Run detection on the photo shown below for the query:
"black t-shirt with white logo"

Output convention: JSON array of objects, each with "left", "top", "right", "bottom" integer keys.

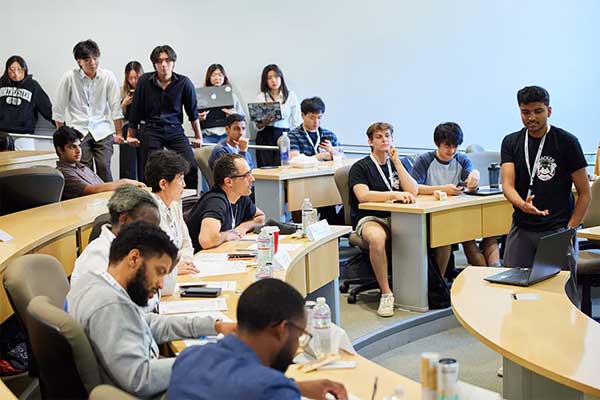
[
  {"left": 349, "top": 156, "right": 404, "bottom": 228},
  {"left": 500, "top": 126, "right": 587, "bottom": 231}
]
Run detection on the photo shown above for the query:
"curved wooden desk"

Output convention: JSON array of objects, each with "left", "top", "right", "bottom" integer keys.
[
  {"left": 578, "top": 225, "right": 600, "bottom": 241},
  {"left": 0, "top": 150, "right": 57, "bottom": 172},
  {"left": 0, "top": 192, "right": 112, "bottom": 323},
  {"left": 452, "top": 266, "right": 600, "bottom": 399}
]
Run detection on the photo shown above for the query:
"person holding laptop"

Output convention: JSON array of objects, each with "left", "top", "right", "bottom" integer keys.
[
  {"left": 411, "top": 122, "right": 500, "bottom": 274},
  {"left": 288, "top": 97, "right": 339, "bottom": 161},
  {"left": 501, "top": 86, "right": 590, "bottom": 268},
  {"left": 254, "top": 64, "right": 301, "bottom": 167},
  {"left": 349, "top": 122, "right": 418, "bottom": 317},
  {"left": 200, "top": 64, "right": 245, "bottom": 144}
]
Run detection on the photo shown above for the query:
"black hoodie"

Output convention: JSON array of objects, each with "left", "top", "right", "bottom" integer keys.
[{"left": 0, "top": 74, "right": 53, "bottom": 134}]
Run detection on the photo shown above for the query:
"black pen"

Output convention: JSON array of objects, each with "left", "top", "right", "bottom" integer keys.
[
  {"left": 512, "top": 293, "right": 517, "bottom": 300},
  {"left": 370, "top": 376, "right": 378, "bottom": 400}
]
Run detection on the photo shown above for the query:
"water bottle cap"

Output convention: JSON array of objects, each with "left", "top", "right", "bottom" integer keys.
[
  {"left": 304, "top": 198, "right": 310, "bottom": 201},
  {"left": 316, "top": 297, "right": 326, "bottom": 304}
]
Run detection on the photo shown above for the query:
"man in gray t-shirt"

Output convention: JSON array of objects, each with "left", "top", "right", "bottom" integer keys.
[{"left": 411, "top": 122, "right": 500, "bottom": 274}]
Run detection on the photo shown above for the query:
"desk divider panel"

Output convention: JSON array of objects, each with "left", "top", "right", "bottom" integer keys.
[
  {"left": 284, "top": 257, "right": 307, "bottom": 297},
  {"left": 33, "top": 231, "right": 78, "bottom": 277},
  {"left": 481, "top": 202, "right": 513, "bottom": 237},
  {"left": 429, "top": 205, "right": 482, "bottom": 248},
  {"left": 305, "top": 239, "right": 339, "bottom": 292},
  {"left": 287, "top": 175, "right": 342, "bottom": 211}
]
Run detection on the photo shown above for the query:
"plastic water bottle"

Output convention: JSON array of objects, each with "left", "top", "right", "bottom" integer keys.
[
  {"left": 301, "top": 198, "right": 313, "bottom": 236},
  {"left": 383, "top": 385, "right": 406, "bottom": 400},
  {"left": 279, "top": 131, "right": 291, "bottom": 166},
  {"left": 256, "top": 228, "right": 272, "bottom": 279},
  {"left": 312, "top": 297, "right": 332, "bottom": 356}
]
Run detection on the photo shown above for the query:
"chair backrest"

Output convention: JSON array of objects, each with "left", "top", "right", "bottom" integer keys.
[
  {"left": 465, "top": 144, "right": 485, "bottom": 153},
  {"left": 27, "top": 296, "right": 101, "bottom": 398},
  {"left": 89, "top": 213, "right": 111, "bottom": 242},
  {"left": 583, "top": 178, "right": 600, "bottom": 228},
  {"left": 3, "top": 254, "right": 70, "bottom": 377},
  {"left": 89, "top": 385, "right": 139, "bottom": 400},
  {"left": 466, "top": 151, "right": 501, "bottom": 186},
  {"left": 334, "top": 164, "right": 353, "bottom": 225},
  {"left": 194, "top": 147, "right": 215, "bottom": 188},
  {"left": 0, "top": 167, "right": 64, "bottom": 215}
]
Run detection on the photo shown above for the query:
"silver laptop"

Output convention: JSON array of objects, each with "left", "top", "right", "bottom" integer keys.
[
  {"left": 485, "top": 228, "right": 575, "bottom": 286},
  {"left": 196, "top": 85, "right": 234, "bottom": 109},
  {"left": 196, "top": 86, "right": 234, "bottom": 129}
]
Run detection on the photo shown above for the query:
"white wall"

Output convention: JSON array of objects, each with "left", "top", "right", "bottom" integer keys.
[{"left": 3, "top": 0, "right": 600, "bottom": 152}]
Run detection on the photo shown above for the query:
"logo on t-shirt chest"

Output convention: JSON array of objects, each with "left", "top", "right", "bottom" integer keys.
[{"left": 537, "top": 156, "right": 557, "bottom": 181}]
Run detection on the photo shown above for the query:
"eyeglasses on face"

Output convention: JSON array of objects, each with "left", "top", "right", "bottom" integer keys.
[
  {"left": 287, "top": 320, "right": 313, "bottom": 349},
  {"left": 228, "top": 170, "right": 253, "bottom": 179}
]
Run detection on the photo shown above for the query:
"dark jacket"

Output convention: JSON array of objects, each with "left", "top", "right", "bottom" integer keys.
[{"left": 0, "top": 75, "right": 53, "bottom": 134}]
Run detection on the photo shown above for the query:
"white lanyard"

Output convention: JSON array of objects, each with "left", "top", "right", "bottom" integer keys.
[
  {"left": 230, "top": 203, "right": 236, "bottom": 229},
  {"left": 303, "top": 126, "right": 321, "bottom": 155},
  {"left": 524, "top": 125, "right": 550, "bottom": 197},
  {"left": 370, "top": 154, "right": 394, "bottom": 192}
]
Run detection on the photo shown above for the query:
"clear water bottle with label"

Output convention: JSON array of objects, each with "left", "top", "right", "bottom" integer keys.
[
  {"left": 312, "top": 297, "right": 332, "bottom": 357},
  {"left": 256, "top": 228, "right": 273, "bottom": 279},
  {"left": 279, "top": 131, "right": 291, "bottom": 166},
  {"left": 301, "top": 198, "right": 313, "bottom": 236}
]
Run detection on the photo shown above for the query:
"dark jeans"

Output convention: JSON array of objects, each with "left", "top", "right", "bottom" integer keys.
[
  {"left": 80, "top": 133, "right": 114, "bottom": 182},
  {"left": 139, "top": 124, "right": 198, "bottom": 189},
  {"left": 255, "top": 126, "right": 285, "bottom": 167},
  {"left": 119, "top": 125, "right": 143, "bottom": 180}
]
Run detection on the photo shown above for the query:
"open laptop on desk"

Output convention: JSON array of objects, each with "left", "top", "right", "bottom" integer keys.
[
  {"left": 485, "top": 228, "right": 575, "bottom": 286},
  {"left": 196, "top": 86, "right": 234, "bottom": 129}
]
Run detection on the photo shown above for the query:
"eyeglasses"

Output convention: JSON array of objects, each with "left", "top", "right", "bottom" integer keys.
[
  {"left": 228, "top": 170, "right": 253, "bottom": 179},
  {"left": 288, "top": 321, "right": 313, "bottom": 349}
]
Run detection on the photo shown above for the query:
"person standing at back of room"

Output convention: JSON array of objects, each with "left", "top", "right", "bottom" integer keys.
[
  {"left": 53, "top": 39, "right": 123, "bottom": 182},
  {"left": 254, "top": 64, "right": 301, "bottom": 167},
  {"left": 0, "top": 55, "right": 54, "bottom": 150},
  {"left": 200, "top": 63, "right": 245, "bottom": 144},
  {"left": 501, "top": 85, "right": 590, "bottom": 268},
  {"left": 126, "top": 45, "right": 202, "bottom": 189},
  {"left": 119, "top": 61, "right": 144, "bottom": 180}
]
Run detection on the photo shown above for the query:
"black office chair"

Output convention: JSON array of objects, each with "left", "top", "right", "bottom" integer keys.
[
  {"left": 0, "top": 167, "right": 64, "bottom": 215},
  {"left": 88, "top": 213, "right": 111, "bottom": 243}
]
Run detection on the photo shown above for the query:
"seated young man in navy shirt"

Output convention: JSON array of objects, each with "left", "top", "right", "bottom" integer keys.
[
  {"left": 186, "top": 153, "right": 265, "bottom": 252},
  {"left": 288, "top": 97, "right": 339, "bottom": 160},
  {"left": 410, "top": 122, "right": 500, "bottom": 274},
  {"left": 168, "top": 278, "right": 348, "bottom": 400},
  {"left": 208, "top": 113, "right": 254, "bottom": 169}
]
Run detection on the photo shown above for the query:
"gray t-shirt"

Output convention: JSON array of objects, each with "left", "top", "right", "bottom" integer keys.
[
  {"left": 56, "top": 160, "right": 104, "bottom": 200},
  {"left": 410, "top": 151, "right": 472, "bottom": 185}
]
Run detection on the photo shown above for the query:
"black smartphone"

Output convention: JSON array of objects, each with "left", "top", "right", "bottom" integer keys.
[
  {"left": 259, "top": 166, "right": 278, "bottom": 169},
  {"left": 129, "top": 89, "right": 135, "bottom": 95},
  {"left": 180, "top": 287, "right": 221, "bottom": 298}
]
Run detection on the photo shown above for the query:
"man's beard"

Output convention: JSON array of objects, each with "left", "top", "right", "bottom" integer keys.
[
  {"left": 271, "top": 338, "right": 295, "bottom": 373},
  {"left": 127, "top": 263, "right": 153, "bottom": 307}
]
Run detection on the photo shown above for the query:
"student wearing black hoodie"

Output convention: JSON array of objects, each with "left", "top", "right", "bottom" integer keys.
[{"left": 0, "top": 55, "right": 53, "bottom": 149}]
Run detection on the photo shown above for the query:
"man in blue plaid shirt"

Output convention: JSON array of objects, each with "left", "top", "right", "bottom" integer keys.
[{"left": 288, "top": 97, "right": 339, "bottom": 160}]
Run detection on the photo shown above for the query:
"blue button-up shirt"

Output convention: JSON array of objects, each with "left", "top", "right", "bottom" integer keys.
[
  {"left": 168, "top": 334, "right": 301, "bottom": 400},
  {"left": 288, "top": 124, "right": 339, "bottom": 156},
  {"left": 128, "top": 71, "right": 198, "bottom": 127}
]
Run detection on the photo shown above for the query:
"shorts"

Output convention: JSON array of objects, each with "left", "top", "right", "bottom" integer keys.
[{"left": 355, "top": 216, "right": 391, "bottom": 238}]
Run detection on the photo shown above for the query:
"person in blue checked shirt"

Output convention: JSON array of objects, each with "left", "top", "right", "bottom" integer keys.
[{"left": 288, "top": 97, "right": 339, "bottom": 160}]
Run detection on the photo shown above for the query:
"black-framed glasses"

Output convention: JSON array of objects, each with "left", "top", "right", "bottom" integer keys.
[
  {"left": 228, "top": 170, "right": 253, "bottom": 179},
  {"left": 288, "top": 320, "right": 313, "bottom": 349}
]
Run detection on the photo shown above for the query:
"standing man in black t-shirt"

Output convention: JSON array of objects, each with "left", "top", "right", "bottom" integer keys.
[
  {"left": 348, "top": 122, "right": 418, "bottom": 317},
  {"left": 501, "top": 86, "right": 590, "bottom": 268},
  {"left": 186, "top": 153, "right": 265, "bottom": 252},
  {"left": 126, "top": 45, "right": 203, "bottom": 189}
]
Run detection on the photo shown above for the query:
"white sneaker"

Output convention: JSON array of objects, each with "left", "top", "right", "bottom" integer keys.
[{"left": 377, "top": 294, "right": 395, "bottom": 317}]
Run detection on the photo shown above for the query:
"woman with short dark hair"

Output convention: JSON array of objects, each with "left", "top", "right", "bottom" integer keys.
[{"left": 0, "top": 55, "right": 53, "bottom": 149}]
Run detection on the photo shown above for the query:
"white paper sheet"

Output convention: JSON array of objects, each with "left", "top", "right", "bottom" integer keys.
[
  {"left": 159, "top": 298, "right": 227, "bottom": 315},
  {"left": 0, "top": 228, "right": 13, "bottom": 242},
  {"left": 247, "top": 243, "right": 302, "bottom": 252},
  {"left": 191, "top": 261, "right": 248, "bottom": 278}
]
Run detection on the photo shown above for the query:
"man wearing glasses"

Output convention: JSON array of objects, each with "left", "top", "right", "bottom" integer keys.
[
  {"left": 53, "top": 39, "right": 123, "bottom": 182},
  {"left": 168, "top": 278, "right": 348, "bottom": 400},
  {"left": 186, "top": 153, "right": 265, "bottom": 252}
]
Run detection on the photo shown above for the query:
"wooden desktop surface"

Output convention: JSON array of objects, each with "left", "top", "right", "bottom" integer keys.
[
  {"left": 0, "top": 150, "right": 57, "bottom": 172},
  {"left": 452, "top": 266, "right": 600, "bottom": 397},
  {"left": 0, "top": 192, "right": 112, "bottom": 323},
  {"left": 251, "top": 159, "right": 355, "bottom": 181},
  {"left": 577, "top": 225, "right": 600, "bottom": 241}
]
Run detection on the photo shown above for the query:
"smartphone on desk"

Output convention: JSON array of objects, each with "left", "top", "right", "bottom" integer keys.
[
  {"left": 180, "top": 287, "right": 221, "bottom": 298},
  {"left": 227, "top": 253, "right": 256, "bottom": 261}
]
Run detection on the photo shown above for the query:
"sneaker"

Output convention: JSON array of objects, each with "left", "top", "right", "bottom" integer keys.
[{"left": 377, "top": 294, "right": 395, "bottom": 317}]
